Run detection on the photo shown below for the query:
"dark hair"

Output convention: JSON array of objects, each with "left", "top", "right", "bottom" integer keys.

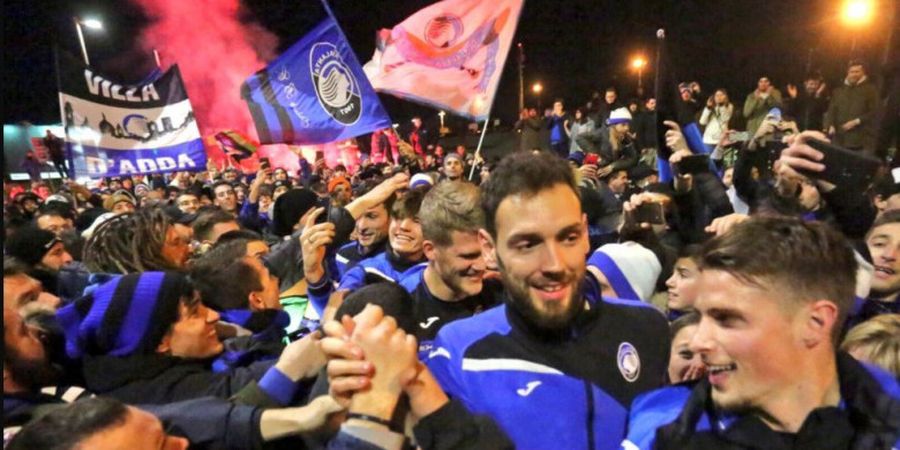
[
  {"left": 258, "top": 184, "right": 274, "bottom": 199},
  {"left": 335, "top": 282, "right": 416, "bottom": 334},
  {"left": 83, "top": 208, "right": 180, "bottom": 274},
  {"left": 390, "top": 187, "right": 426, "bottom": 220},
  {"left": 212, "top": 180, "right": 233, "bottom": 192},
  {"left": 36, "top": 202, "right": 74, "bottom": 221},
  {"left": 192, "top": 209, "right": 238, "bottom": 243},
  {"left": 605, "top": 86, "right": 617, "bottom": 93},
  {"left": 481, "top": 152, "right": 577, "bottom": 237},
  {"left": 4, "top": 256, "right": 30, "bottom": 278},
  {"left": 867, "top": 209, "right": 900, "bottom": 238},
  {"left": 8, "top": 397, "right": 129, "bottom": 450},
  {"left": 190, "top": 240, "right": 263, "bottom": 310},
  {"left": 216, "top": 229, "right": 263, "bottom": 246},
  {"left": 669, "top": 310, "right": 701, "bottom": 340},
  {"left": 699, "top": 216, "right": 856, "bottom": 344},
  {"left": 847, "top": 59, "right": 866, "bottom": 70},
  {"left": 677, "top": 243, "right": 704, "bottom": 261}
]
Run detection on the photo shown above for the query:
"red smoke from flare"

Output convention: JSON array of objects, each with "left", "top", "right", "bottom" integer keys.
[{"left": 135, "top": 0, "right": 276, "bottom": 140}]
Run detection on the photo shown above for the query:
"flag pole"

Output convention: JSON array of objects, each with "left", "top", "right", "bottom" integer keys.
[
  {"left": 468, "top": 116, "right": 490, "bottom": 181},
  {"left": 153, "top": 49, "right": 162, "bottom": 69}
]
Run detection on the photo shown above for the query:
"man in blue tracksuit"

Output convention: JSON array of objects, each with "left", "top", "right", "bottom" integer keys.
[
  {"left": 306, "top": 188, "right": 428, "bottom": 317},
  {"left": 622, "top": 216, "right": 900, "bottom": 450},
  {"left": 400, "top": 180, "right": 504, "bottom": 358},
  {"left": 426, "top": 153, "right": 669, "bottom": 450}
]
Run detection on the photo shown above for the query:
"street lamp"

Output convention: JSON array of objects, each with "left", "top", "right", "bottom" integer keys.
[
  {"left": 631, "top": 56, "right": 647, "bottom": 93},
  {"left": 532, "top": 82, "right": 543, "bottom": 109},
  {"left": 73, "top": 16, "right": 103, "bottom": 66},
  {"left": 841, "top": 0, "right": 874, "bottom": 52}
]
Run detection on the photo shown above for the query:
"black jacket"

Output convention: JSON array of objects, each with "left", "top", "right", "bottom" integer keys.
[{"left": 82, "top": 353, "right": 273, "bottom": 405}]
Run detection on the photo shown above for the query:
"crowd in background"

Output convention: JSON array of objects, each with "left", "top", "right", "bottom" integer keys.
[{"left": 3, "top": 57, "right": 899, "bottom": 450}]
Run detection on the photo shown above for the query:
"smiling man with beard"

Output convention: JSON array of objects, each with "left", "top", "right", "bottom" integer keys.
[
  {"left": 425, "top": 152, "right": 669, "bottom": 450},
  {"left": 623, "top": 217, "right": 900, "bottom": 450}
]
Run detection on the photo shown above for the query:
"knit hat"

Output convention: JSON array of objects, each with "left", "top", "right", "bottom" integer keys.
[
  {"left": 606, "top": 107, "right": 632, "bottom": 126},
  {"left": 103, "top": 191, "right": 135, "bottom": 211},
  {"left": 409, "top": 173, "right": 434, "bottom": 189},
  {"left": 163, "top": 205, "right": 197, "bottom": 225},
  {"left": 587, "top": 241, "right": 661, "bottom": 301},
  {"left": 272, "top": 188, "right": 319, "bottom": 237},
  {"left": 327, "top": 177, "right": 351, "bottom": 194},
  {"left": 133, "top": 183, "right": 151, "bottom": 198},
  {"left": 56, "top": 272, "right": 193, "bottom": 359},
  {"left": 6, "top": 226, "right": 61, "bottom": 266}
]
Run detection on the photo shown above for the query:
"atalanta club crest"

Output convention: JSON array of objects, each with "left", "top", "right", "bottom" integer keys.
[
  {"left": 310, "top": 42, "right": 361, "bottom": 126},
  {"left": 617, "top": 342, "right": 641, "bottom": 383},
  {"left": 425, "top": 14, "right": 463, "bottom": 48}
]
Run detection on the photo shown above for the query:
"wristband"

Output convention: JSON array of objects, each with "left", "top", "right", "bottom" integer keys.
[{"left": 346, "top": 412, "right": 393, "bottom": 428}]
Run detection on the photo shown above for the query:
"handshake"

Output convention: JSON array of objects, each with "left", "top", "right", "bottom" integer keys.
[{"left": 320, "top": 304, "right": 449, "bottom": 426}]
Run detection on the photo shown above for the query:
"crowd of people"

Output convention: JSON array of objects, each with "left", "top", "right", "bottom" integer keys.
[{"left": 3, "top": 57, "right": 899, "bottom": 450}]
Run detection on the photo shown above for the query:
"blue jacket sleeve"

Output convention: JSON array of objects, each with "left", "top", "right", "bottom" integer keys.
[{"left": 621, "top": 385, "right": 693, "bottom": 450}]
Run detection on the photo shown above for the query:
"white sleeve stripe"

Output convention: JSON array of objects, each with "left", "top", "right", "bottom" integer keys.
[
  {"left": 335, "top": 254, "right": 349, "bottom": 264},
  {"left": 462, "top": 358, "right": 564, "bottom": 375},
  {"left": 61, "top": 386, "right": 88, "bottom": 403},
  {"left": 363, "top": 267, "right": 395, "bottom": 282}
]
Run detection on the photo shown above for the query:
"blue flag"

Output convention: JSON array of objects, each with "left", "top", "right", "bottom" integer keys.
[{"left": 241, "top": 15, "right": 391, "bottom": 145}]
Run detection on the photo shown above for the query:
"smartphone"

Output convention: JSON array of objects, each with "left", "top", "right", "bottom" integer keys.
[
  {"left": 259, "top": 157, "right": 270, "bottom": 170},
  {"left": 584, "top": 153, "right": 599, "bottom": 166},
  {"left": 632, "top": 202, "right": 666, "bottom": 225},
  {"left": 675, "top": 154, "right": 710, "bottom": 175},
  {"left": 797, "top": 139, "right": 880, "bottom": 190},
  {"left": 314, "top": 198, "right": 331, "bottom": 225}
]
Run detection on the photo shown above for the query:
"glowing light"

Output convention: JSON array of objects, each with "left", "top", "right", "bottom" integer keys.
[
  {"left": 531, "top": 82, "right": 543, "bottom": 94},
  {"left": 842, "top": 0, "right": 874, "bottom": 26},
  {"left": 631, "top": 57, "right": 647, "bottom": 70},
  {"left": 81, "top": 18, "right": 103, "bottom": 30}
]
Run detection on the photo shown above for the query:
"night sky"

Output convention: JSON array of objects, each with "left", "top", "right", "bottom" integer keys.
[{"left": 3, "top": 0, "right": 892, "bottom": 127}]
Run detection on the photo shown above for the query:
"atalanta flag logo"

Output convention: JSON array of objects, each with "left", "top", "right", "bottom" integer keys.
[{"left": 310, "top": 42, "right": 361, "bottom": 126}]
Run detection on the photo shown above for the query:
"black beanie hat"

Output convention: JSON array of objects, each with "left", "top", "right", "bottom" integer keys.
[
  {"left": 6, "top": 226, "right": 61, "bottom": 266},
  {"left": 272, "top": 188, "right": 319, "bottom": 237}
]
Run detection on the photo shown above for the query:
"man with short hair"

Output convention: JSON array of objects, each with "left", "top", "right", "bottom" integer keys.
[
  {"left": 305, "top": 189, "right": 429, "bottom": 317},
  {"left": 334, "top": 198, "right": 393, "bottom": 279},
  {"left": 176, "top": 191, "right": 200, "bottom": 215},
  {"left": 743, "top": 76, "right": 783, "bottom": 136},
  {"left": 403, "top": 181, "right": 502, "bottom": 355},
  {"left": 426, "top": 152, "right": 669, "bottom": 450},
  {"left": 825, "top": 60, "right": 879, "bottom": 153},
  {"left": 443, "top": 153, "right": 465, "bottom": 182},
  {"left": 623, "top": 216, "right": 900, "bottom": 449},
  {"left": 785, "top": 73, "right": 828, "bottom": 132},
  {"left": 35, "top": 207, "right": 75, "bottom": 236},
  {"left": 3, "top": 257, "right": 61, "bottom": 313},
  {"left": 192, "top": 209, "right": 241, "bottom": 246},
  {"left": 213, "top": 181, "right": 239, "bottom": 215}
]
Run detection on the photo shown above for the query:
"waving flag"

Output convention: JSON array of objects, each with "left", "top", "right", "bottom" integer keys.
[
  {"left": 57, "top": 51, "right": 206, "bottom": 178},
  {"left": 363, "top": 0, "right": 524, "bottom": 120},
  {"left": 241, "top": 13, "right": 391, "bottom": 145}
]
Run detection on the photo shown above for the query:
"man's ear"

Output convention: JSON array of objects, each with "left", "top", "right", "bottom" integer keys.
[
  {"left": 422, "top": 240, "right": 436, "bottom": 262},
  {"left": 248, "top": 291, "right": 264, "bottom": 311},
  {"left": 873, "top": 195, "right": 887, "bottom": 212},
  {"left": 156, "top": 332, "right": 172, "bottom": 355},
  {"left": 478, "top": 229, "right": 497, "bottom": 268},
  {"left": 802, "top": 300, "right": 839, "bottom": 348}
]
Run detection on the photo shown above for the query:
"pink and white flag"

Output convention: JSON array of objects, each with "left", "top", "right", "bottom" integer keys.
[{"left": 363, "top": 0, "right": 523, "bottom": 120}]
